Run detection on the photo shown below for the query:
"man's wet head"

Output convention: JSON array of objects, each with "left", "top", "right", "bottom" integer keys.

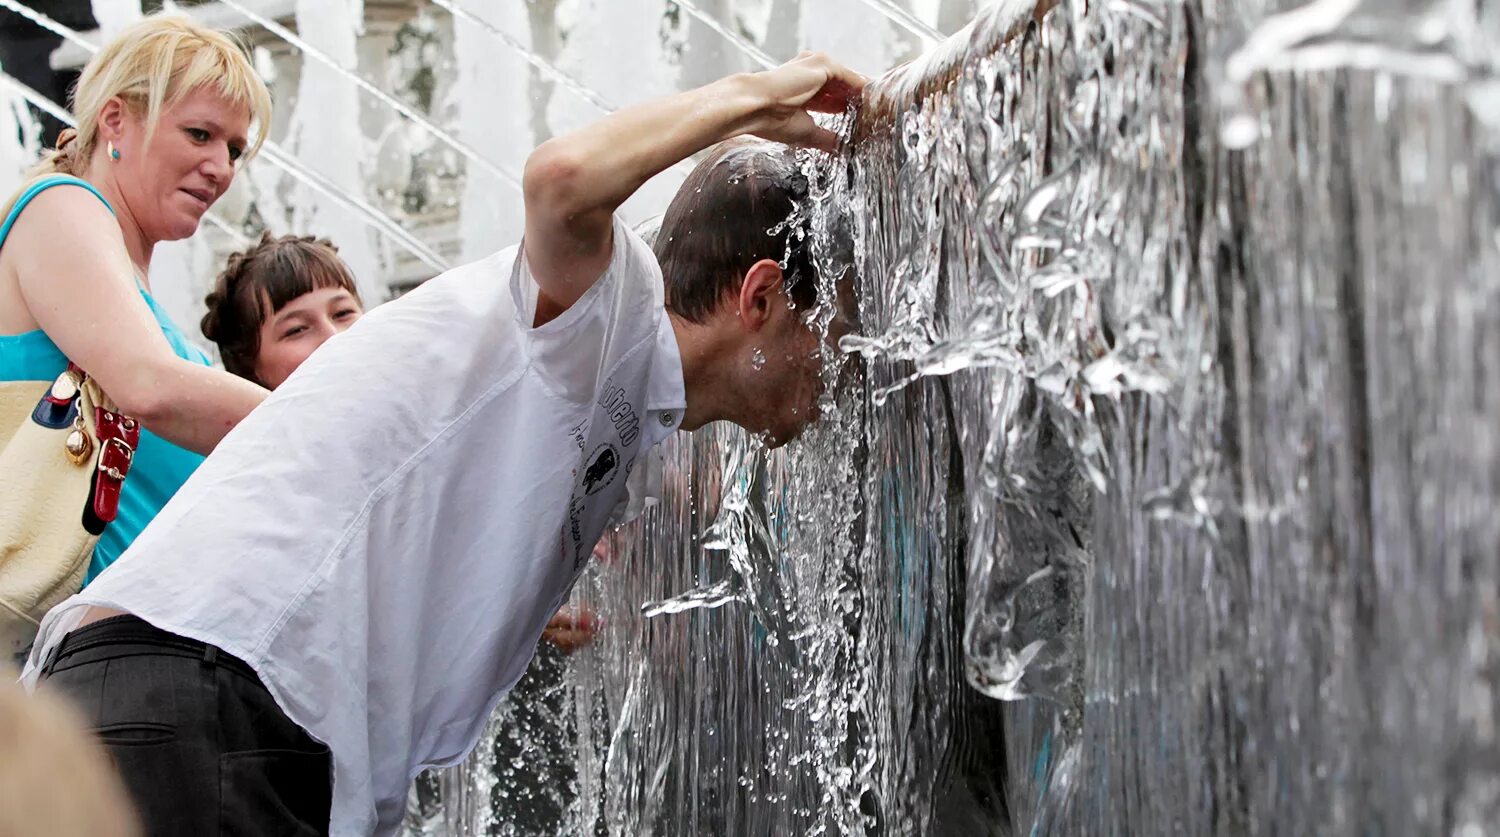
[{"left": 659, "top": 139, "right": 849, "bottom": 447}]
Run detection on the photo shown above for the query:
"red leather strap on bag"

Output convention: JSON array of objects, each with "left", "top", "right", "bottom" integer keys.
[{"left": 92, "top": 407, "right": 138, "bottom": 524}]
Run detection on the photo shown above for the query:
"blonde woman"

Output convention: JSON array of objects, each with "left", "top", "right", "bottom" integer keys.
[{"left": 0, "top": 15, "right": 272, "bottom": 583}]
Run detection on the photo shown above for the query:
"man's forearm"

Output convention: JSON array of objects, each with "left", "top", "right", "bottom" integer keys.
[
  {"left": 526, "top": 74, "right": 762, "bottom": 230},
  {"left": 521, "top": 74, "right": 768, "bottom": 303}
]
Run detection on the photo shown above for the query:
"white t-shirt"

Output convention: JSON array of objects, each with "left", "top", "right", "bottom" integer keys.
[{"left": 24, "top": 218, "right": 685, "bottom": 836}]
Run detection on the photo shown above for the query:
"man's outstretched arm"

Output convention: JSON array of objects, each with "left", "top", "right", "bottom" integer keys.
[{"left": 521, "top": 52, "right": 865, "bottom": 326}]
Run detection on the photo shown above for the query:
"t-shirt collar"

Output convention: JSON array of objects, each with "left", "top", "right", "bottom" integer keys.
[{"left": 646, "top": 309, "right": 687, "bottom": 428}]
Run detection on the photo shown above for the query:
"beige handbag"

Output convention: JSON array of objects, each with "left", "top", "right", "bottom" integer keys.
[{"left": 0, "top": 364, "right": 137, "bottom": 656}]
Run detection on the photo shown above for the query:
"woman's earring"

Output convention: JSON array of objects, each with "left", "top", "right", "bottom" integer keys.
[{"left": 107, "top": 141, "right": 120, "bottom": 161}]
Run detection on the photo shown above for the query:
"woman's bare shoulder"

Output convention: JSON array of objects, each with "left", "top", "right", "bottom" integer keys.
[
  {"left": 7, "top": 181, "right": 118, "bottom": 238},
  {"left": 0, "top": 180, "right": 117, "bottom": 331},
  {"left": 0, "top": 180, "right": 133, "bottom": 330},
  {"left": 3, "top": 182, "right": 124, "bottom": 273}
]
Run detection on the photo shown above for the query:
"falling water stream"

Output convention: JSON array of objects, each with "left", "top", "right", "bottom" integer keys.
[{"left": 426, "top": 0, "right": 1500, "bottom": 834}]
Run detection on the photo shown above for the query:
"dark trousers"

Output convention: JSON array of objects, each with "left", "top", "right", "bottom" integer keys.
[{"left": 38, "top": 615, "right": 332, "bottom": 836}]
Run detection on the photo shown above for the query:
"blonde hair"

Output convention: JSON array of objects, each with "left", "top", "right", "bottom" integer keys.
[
  {"left": 0, "top": 674, "right": 140, "bottom": 837},
  {"left": 36, "top": 13, "right": 272, "bottom": 177}
]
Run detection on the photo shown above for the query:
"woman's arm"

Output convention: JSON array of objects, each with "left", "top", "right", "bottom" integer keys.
[
  {"left": 7, "top": 186, "right": 266, "bottom": 454},
  {"left": 521, "top": 52, "right": 865, "bottom": 326}
]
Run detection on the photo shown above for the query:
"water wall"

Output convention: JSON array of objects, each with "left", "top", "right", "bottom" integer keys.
[{"left": 433, "top": 1, "right": 1500, "bottom": 835}]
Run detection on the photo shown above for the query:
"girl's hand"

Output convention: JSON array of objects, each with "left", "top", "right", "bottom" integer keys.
[{"left": 542, "top": 605, "right": 602, "bottom": 653}]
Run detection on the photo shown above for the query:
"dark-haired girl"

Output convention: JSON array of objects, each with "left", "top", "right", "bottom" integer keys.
[{"left": 200, "top": 231, "right": 363, "bottom": 389}]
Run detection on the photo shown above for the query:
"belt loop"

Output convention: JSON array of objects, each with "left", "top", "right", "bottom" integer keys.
[
  {"left": 202, "top": 645, "right": 218, "bottom": 667},
  {"left": 40, "top": 640, "right": 63, "bottom": 677}
]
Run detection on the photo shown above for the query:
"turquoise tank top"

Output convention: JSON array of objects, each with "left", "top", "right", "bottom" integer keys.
[{"left": 0, "top": 175, "right": 209, "bottom": 583}]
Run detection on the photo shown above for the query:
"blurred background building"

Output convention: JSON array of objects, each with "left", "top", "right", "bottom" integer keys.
[{"left": 0, "top": 0, "right": 970, "bottom": 354}]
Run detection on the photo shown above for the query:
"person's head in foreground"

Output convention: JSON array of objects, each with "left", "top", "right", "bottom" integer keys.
[
  {"left": 33, "top": 14, "right": 271, "bottom": 241},
  {"left": 201, "top": 231, "right": 364, "bottom": 389},
  {"left": 0, "top": 673, "right": 139, "bottom": 837},
  {"left": 656, "top": 139, "right": 849, "bottom": 448}
]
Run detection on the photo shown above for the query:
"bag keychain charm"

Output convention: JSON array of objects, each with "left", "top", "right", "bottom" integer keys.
[{"left": 64, "top": 412, "right": 91, "bottom": 465}]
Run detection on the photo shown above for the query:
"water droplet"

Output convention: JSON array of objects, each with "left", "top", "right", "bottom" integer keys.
[{"left": 1220, "top": 112, "right": 1260, "bottom": 149}]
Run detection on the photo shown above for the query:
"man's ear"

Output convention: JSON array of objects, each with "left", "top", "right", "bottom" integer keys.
[{"left": 735, "top": 259, "right": 785, "bottom": 333}]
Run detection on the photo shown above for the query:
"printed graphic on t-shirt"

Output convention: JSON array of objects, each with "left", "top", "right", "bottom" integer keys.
[
  {"left": 597, "top": 382, "right": 641, "bottom": 446},
  {"left": 582, "top": 444, "right": 619, "bottom": 495},
  {"left": 563, "top": 369, "right": 649, "bottom": 574}
]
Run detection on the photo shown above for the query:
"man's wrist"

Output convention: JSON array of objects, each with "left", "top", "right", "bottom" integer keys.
[{"left": 705, "top": 72, "right": 770, "bottom": 142}]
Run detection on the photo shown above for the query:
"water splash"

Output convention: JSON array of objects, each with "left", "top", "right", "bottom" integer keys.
[{"left": 640, "top": 579, "right": 742, "bottom": 617}]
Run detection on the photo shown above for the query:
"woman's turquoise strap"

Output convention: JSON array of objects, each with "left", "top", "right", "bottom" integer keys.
[{"left": 0, "top": 175, "right": 114, "bottom": 251}]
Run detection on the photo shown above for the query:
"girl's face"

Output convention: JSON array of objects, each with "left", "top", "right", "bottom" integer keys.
[{"left": 253, "top": 286, "right": 363, "bottom": 389}]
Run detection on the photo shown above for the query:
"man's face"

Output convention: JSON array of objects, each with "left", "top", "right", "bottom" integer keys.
[{"left": 741, "top": 276, "right": 856, "bottom": 448}]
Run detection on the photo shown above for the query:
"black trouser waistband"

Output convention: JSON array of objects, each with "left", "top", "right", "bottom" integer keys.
[{"left": 43, "top": 614, "right": 259, "bottom": 682}]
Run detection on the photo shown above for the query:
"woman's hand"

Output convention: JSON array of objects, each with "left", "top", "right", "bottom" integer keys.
[{"left": 741, "top": 52, "right": 868, "bottom": 152}]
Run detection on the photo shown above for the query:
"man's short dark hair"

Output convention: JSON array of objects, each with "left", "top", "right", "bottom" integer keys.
[{"left": 655, "top": 140, "right": 819, "bottom": 323}]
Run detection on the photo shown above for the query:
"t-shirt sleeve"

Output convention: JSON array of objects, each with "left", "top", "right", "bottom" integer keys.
[{"left": 510, "top": 216, "right": 666, "bottom": 401}]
